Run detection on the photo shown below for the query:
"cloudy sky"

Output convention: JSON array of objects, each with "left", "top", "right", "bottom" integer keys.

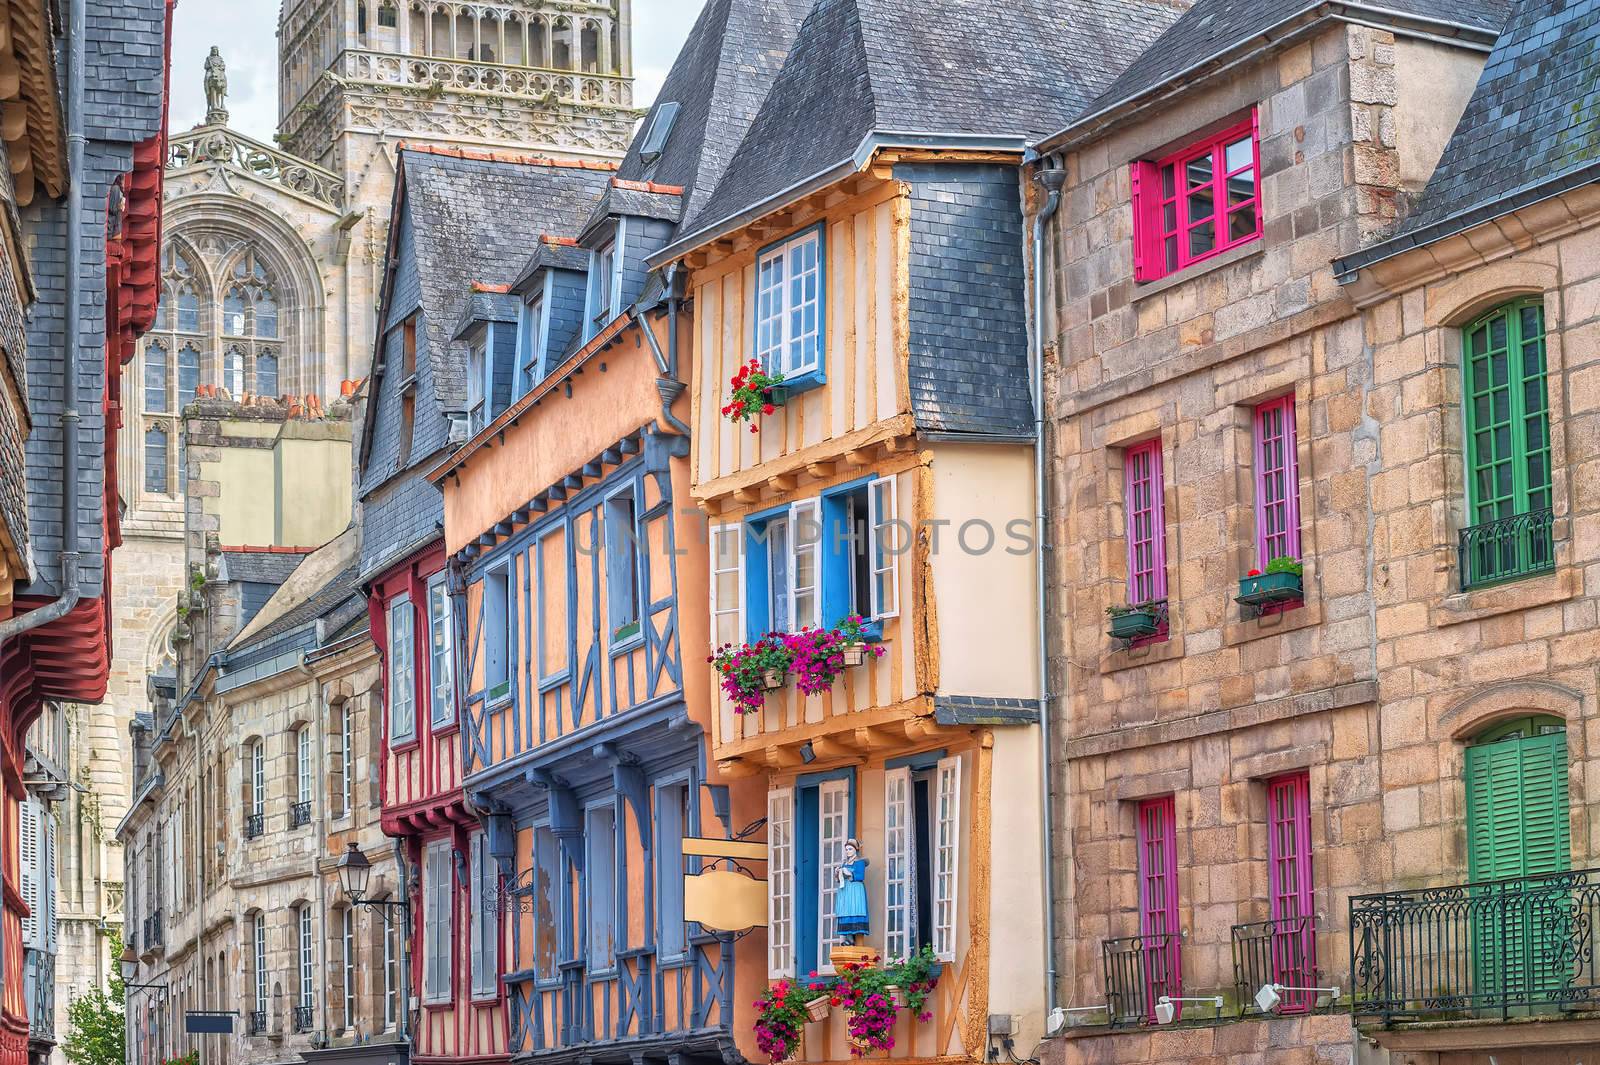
[{"left": 169, "top": 0, "right": 708, "bottom": 141}]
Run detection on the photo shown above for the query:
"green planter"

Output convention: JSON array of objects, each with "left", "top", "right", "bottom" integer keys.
[
  {"left": 1107, "top": 608, "right": 1161, "bottom": 640},
  {"left": 1236, "top": 570, "right": 1303, "bottom": 606}
]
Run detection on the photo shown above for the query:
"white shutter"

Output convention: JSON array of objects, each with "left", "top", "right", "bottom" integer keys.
[
  {"left": 883, "top": 768, "right": 912, "bottom": 961},
  {"left": 19, "top": 800, "right": 39, "bottom": 948},
  {"left": 766, "top": 788, "right": 795, "bottom": 978},
  {"left": 789, "top": 499, "right": 821, "bottom": 630},
  {"left": 933, "top": 756, "right": 962, "bottom": 961},
  {"left": 45, "top": 811, "right": 57, "bottom": 953},
  {"left": 817, "top": 779, "right": 849, "bottom": 973},
  {"left": 868, "top": 476, "right": 900, "bottom": 620},
  {"left": 710, "top": 524, "right": 745, "bottom": 647}
]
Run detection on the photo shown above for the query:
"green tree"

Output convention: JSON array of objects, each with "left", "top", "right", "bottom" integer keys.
[{"left": 61, "top": 932, "right": 125, "bottom": 1065}]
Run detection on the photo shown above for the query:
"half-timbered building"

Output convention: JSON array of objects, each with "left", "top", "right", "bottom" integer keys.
[
  {"left": 361, "top": 145, "right": 614, "bottom": 1065},
  {"left": 642, "top": 0, "right": 1178, "bottom": 1059},
  {"left": 428, "top": 2, "right": 806, "bottom": 1062}
]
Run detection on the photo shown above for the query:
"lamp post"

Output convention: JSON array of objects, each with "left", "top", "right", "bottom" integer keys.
[
  {"left": 337, "top": 842, "right": 413, "bottom": 1040},
  {"left": 119, "top": 944, "right": 168, "bottom": 1065}
]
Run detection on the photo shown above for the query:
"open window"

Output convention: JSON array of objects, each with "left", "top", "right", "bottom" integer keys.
[
  {"left": 755, "top": 227, "right": 824, "bottom": 387},
  {"left": 484, "top": 564, "right": 512, "bottom": 705},
  {"left": 1132, "top": 113, "right": 1261, "bottom": 282},
  {"left": 604, "top": 487, "right": 642, "bottom": 644}
]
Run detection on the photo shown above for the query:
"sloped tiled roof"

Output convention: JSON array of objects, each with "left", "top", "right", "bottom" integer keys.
[
  {"left": 231, "top": 561, "right": 361, "bottom": 649},
  {"left": 218, "top": 548, "right": 306, "bottom": 585},
  {"left": 511, "top": 238, "right": 591, "bottom": 292},
  {"left": 679, "top": 0, "right": 1182, "bottom": 243},
  {"left": 1395, "top": 0, "right": 1600, "bottom": 235},
  {"left": 1070, "top": 0, "right": 1505, "bottom": 134},
  {"left": 451, "top": 289, "right": 520, "bottom": 341},
  {"left": 611, "top": 0, "right": 813, "bottom": 234},
  {"left": 396, "top": 150, "right": 614, "bottom": 412}
]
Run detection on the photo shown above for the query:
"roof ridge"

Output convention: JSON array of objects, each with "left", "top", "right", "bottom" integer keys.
[{"left": 397, "top": 142, "right": 621, "bottom": 171}]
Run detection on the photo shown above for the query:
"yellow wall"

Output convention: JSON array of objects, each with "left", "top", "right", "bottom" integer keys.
[
  {"left": 690, "top": 180, "right": 908, "bottom": 493},
  {"left": 201, "top": 416, "right": 352, "bottom": 547},
  {"left": 928, "top": 442, "right": 1040, "bottom": 700},
  {"left": 986, "top": 726, "right": 1045, "bottom": 1049}
]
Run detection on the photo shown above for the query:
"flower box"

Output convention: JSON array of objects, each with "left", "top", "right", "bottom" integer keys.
[
  {"left": 1236, "top": 570, "right": 1303, "bottom": 606},
  {"left": 760, "top": 667, "right": 786, "bottom": 691},
  {"left": 840, "top": 642, "right": 868, "bottom": 667},
  {"left": 804, "top": 996, "right": 831, "bottom": 1023},
  {"left": 885, "top": 985, "right": 907, "bottom": 1009},
  {"left": 1106, "top": 607, "right": 1161, "bottom": 640}
]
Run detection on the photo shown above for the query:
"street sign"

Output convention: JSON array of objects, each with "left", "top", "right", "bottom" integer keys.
[{"left": 185, "top": 1011, "right": 235, "bottom": 1034}]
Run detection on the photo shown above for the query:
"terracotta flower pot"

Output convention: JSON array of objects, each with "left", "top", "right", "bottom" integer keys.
[
  {"left": 761, "top": 667, "right": 786, "bottom": 691},
  {"left": 804, "top": 996, "right": 831, "bottom": 1023}
]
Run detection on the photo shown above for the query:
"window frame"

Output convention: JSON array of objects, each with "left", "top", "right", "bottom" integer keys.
[
  {"left": 754, "top": 224, "right": 826, "bottom": 387},
  {"left": 655, "top": 775, "right": 692, "bottom": 963},
  {"left": 1132, "top": 113, "right": 1262, "bottom": 282},
  {"left": 1266, "top": 772, "right": 1316, "bottom": 1014},
  {"left": 469, "top": 831, "right": 500, "bottom": 1000},
  {"left": 1462, "top": 298, "right": 1552, "bottom": 524},
  {"left": 144, "top": 425, "right": 170, "bottom": 495},
  {"left": 387, "top": 594, "right": 416, "bottom": 744},
  {"left": 341, "top": 906, "right": 356, "bottom": 1029},
  {"left": 296, "top": 725, "right": 313, "bottom": 807},
  {"left": 252, "top": 911, "right": 267, "bottom": 1013},
  {"left": 427, "top": 572, "right": 456, "bottom": 728},
  {"left": 518, "top": 282, "right": 550, "bottom": 394},
  {"left": 297, "top": 905, "right": 315, "bottom": 1010},
  {"left": 1253, "top": 394, "right": 1302, "bottom": 567},
  {"left": 603, "top": 484, "right": 643, "bottom": 646},
  {"left": 585, "top": 228, "right": 622, "bottom": 338},
  {"left": 422, "top": 839, "right": 453, "bottom": 1004},
  {"left": 1124, "top": 439, "right": 1167, "bottom": 606},
  {"left": 484, "top": 563, "right": 513, "bottom": 707},
  {"left": 584, "top": 801, "right": 619, "bottom": 974},
  {"left": 1135, "top": 795, "right": 1182, "bottom": 1020}
]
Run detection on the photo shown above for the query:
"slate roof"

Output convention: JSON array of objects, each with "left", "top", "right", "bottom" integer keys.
[
  {"left": 1338, "top": 0, "right": 1600, "bottom": 274},
  {"left": 230, "top": 561, "right": 362, "bottom": 649},
  {"left": 451, "top": 289, "right": 520, "bottom": 340},
  {"left": 677, "top": 0, "right": 1182, "bottom": 244},
  {"left": 511, "top": 239, "right": 591, "bottom": 292},
  {"left": 610, "top": 0, "right": 814, "bottom": 234},
  {"left": 218, "top": 549, "right": 306, "bottom": 585},
  {"left": 1071, "top": 0, "right": 1506, "bottom": 133},
  {"left": 392, "top": 150, "right": 614, "bottom": 413}
]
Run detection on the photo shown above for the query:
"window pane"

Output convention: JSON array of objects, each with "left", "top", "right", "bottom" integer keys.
[
  {"left": 1185, "top": 153, "right": 1213, "bottom": 190},
  {"left": 1159, "top": 164, "right": 1175, "bottom": 198},
  {"left": 144, "top": 345, "right": 168, "bottom": 413},
  {"left": 144, "top": 428, "right": 168, "bottom": 494},
  {"left": 1187, "top": 220, "right": 1215, "bottom": 257},
  {"left": 1224, "top": 136, "right": 1252, "bottom": 172},
  {"left": 1227, "top": 169, "right": 1255, "bottom": 207},
  {"left": 1228, "top": 204, "right": 1258, "bottom": 241},
  {"left": 1186, "top": 188, "right": 1212, "bottom": 225},
  {"left": 178, "top": 346, "right": 200, "bottom": 406},
  {"left": 255, "top": 353, "right": 278, "bottom": 397}
]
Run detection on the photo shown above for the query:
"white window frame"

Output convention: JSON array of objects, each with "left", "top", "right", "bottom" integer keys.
[
  {"left": 297, "top": 726, "right": 312, "bottom": 806},
  {"left": 766, "top": 788, "right": 795, "bottom": 978},
  {"left": 468, "top": 334, "right": 489, "bottom": 434},
  {"left": 788, "top": 498, "right": 821, "bottom": 631},
  {"left": 250, "top": 740, "right": 264, "bottom": 818},
  {"left": 755, "top": 228, "right": 823, "bottom": 377},
  {"left": 253, "top": 912, "right": 268, "bottom": 1013},
  {"left": 868, "top": 475, "right": 901, "bottom": 620},
  {"left": 710, "top": 523, "right": 745, "bottom": 647},
  {"left": 485, "top": 564, "right": 513, "bottom": 705},
  {"left": 298, "top": 905, "right": 315, "bottom": 1009},
  {"left": 883, "top": 767, "right": 914, "bottom": 961},
  {"left": 816, "top": 778, "right": 849, "bottom": 974},
  {"left": 342, "top": 907, "right": 356, "bottom": 1028},
  {"left": 585, "top": 228, "right": 622, "bottom": 338},
  {"left": 388, "top": 595, "right": 416, "bottom": 743},
  {"left": 469, "top": 831, "right": 499, "bottom": 999},
  {"left": 603, "top": 485, "right": 642, "bottom": 642},
  {"left": 382, "top": 911, "right": 397, "bottom": 1029},
  {"left": 933, "top": 755, "right": 961, "bottom": 962},
  {"left": 423, "top": 840, "right": 452, "bottom": 1004},
  {"left": 340, "top": 703, "right": 355, "bottom": 815},
  {"left": 427, "top": 572, "right": 455, "bottom": 727}
]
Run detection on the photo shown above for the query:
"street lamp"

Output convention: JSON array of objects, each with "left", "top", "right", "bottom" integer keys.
[
  {"left": 119, "top": 944, "right": 168, "bottom": 995},
  {"left": 336, "top": 842, "right": 412, "bottom": 1041}
]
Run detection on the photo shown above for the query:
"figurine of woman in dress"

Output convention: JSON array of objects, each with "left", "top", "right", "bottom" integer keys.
[{"left": 835, "top": 839, "right": 870, "bottom": 941}]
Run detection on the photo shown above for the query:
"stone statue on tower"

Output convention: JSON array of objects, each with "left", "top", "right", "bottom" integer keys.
[{"left": 204, "top": 45, "right": 228, "bottom": 125}]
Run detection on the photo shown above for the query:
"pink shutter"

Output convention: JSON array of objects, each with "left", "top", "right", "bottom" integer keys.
[
  {"left": 1253, "top": 395, "right": 1301, "bottom": 566},
  {"left": 1124, "top": 440, "right": 1166, "bottom": 606},
  {"left": 1267, "top": 773, "right": 1315, "bottom": 1013},
  {"left": 1136, "top": 796, "right": 1181, "bottom": 1021},
  {"left": 1130, "top": 161, "right": 1160, "bottom": 282}
]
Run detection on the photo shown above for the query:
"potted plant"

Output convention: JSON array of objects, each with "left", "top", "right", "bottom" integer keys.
[
  {"left": 753, "top": 980, "right": 811, "bottom": 1062},
  {"left": 709, "top": 634, "right": 794, "bottom": 715},
  {"left": 834, "top": 615, "right": 882, "bottom": 667},
  {"left": 1106, "top": 602, "right": 1161, "bottom": 639},
  {"left": 723, "top": 357, "right": 785, "bottom": 433},
  {"left": 893, "top": 946, "right": 941, "bottom": 1021},
  {"left": 833, "top": 959, "right": 897, "bottom": 1056},
  {"left": 1236, "top": 556, "right": 1304, "bottom": 606}
]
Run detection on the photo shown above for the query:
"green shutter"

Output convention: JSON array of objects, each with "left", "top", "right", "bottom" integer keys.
[
  {"left": 1465, "top": 731, "right": 1571, "bottom": 1006},
  {"left": 1461, "top": 299, "right": 1554, "bottom": 587}
]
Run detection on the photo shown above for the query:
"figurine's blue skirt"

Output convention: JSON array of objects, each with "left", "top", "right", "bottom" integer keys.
[{"left": 836, "top": 880, "right": 870, "bottom": 936}]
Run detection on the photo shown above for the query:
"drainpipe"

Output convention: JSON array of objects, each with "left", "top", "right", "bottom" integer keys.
[
  {"left": 0, "top": 0, "right": 86, "bottom": 644},
  {"left": 1029, "top": 155, "right": 1066, "bottom": 1015}
]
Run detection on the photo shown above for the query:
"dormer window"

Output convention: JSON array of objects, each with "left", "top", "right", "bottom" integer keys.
[
  {"left": 468, "top": 333, "right": 489, "bottom": 434},
  {"left": 1132, "top": 112, "right": 1261, "bottom": 281},
  {"left": 587, "top": 238, "right": 618, "bottom": 337},
  {"left": 518, "top": 290, "right": 547, "bottom": 394}
]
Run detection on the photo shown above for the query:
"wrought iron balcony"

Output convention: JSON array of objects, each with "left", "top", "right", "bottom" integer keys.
[
  {"left": 143, "top": 910, "right": 164, "bottom": 952},
  {"left": 292, "top": 1004, "right": 314, "bottom": 1033},
  {"left": 25, "top": 949, "right": 55, "bottom": 1043},
  {"left": 1102, "top": 932, "right": 1183, "bottom": 1027},
  {"left": 1459, "top": 509, "right": 1554, "bottom": 590},
  {"left": 248, "top": 1010, "right": 267, "bottom": 1036},
  {"left": 1350, "top": 867, "right": 1600, "bottom": 1023},
  {"left": 245, "top": 811, "right": 264, "bottom": 839},
  {"left": 1233, "top": 916, "right": 1318, "bottom": 1015},
  {"left": 290, "top": 801, "right": 312, "bottom": 828}
]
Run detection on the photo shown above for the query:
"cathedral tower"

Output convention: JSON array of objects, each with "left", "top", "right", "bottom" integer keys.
[{"left": 276, "top": 0, "right": 637, "bottom": 184}]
